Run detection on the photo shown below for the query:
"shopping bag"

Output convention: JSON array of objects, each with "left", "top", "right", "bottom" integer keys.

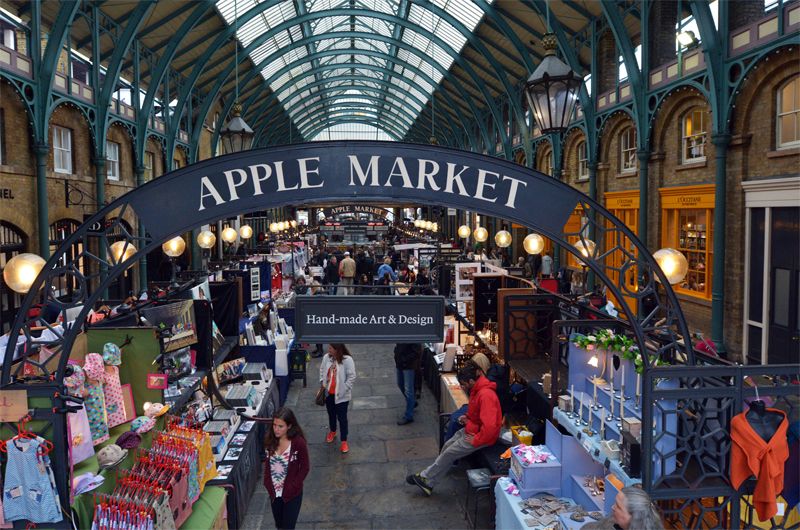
[{"left": 314, "top": 385, "right": 326, "bottom": 406}]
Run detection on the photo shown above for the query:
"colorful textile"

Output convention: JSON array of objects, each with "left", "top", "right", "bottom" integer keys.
[
  {"left": 68, "top": 405, "right": 95, "bottom": 465},
  {"left": 269, "top": 444, "right": 292, "bottom": 497},
  {"left": 2, "top": 436, "right": 63, "bottom": 524},
  {"left": 730, "top": 409, "right": 790, "bottom": 521},
  {"left": 83, "top": 354, "right": 110, "bottom": 445},
  {"left": 103, "top": 364, "right": 127, "bottom": 428}
]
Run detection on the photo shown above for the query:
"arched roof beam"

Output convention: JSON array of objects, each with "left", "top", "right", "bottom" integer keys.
[
  {"left": 209, "top": 8, "right": 506, "bottom": 152},
  {"left": 291, "top": 105, "right": 418, "bottom": 139}
]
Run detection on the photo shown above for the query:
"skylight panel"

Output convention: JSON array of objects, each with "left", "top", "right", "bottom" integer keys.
[{"left": 313, "top": 16, "right": 348, "bottom": 35}]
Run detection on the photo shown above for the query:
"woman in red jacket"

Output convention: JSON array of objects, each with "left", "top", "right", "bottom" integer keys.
[{"left": 264, "top": 407, "right": 310, "bottom": 529}]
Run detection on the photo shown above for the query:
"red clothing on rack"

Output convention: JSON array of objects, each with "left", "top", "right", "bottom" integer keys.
[{"left": 730, "top": 408, "right": 789, "bottom": 521}]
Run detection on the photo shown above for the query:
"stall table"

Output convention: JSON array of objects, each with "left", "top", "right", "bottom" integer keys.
[
  {"left": 494, "top": 477, "right": 578, "bottom": 530},
  {"left": 209, "top": 378, "right": 279, "bottom": 529}
]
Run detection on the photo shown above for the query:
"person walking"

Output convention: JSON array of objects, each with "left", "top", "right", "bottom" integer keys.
[
  {"left": 407, "top": 364, "right": 502, "bottom": 495},
  {"left": 540, "top": 251, "right": 553, "bottom": 278},
  {"left": 324, "top": 255, "right": 340, "bottom": 295},
  {"left": 264, "top": 407, "right": 310, "bottom": 530},
  {"left": 394, "top": 343, "right": 422, "bottom": 425},
  {"left": 319, "top": 343, "right": 356, "bottom": 453},
  {"left": 338, "top": 251, "right": 357, "bottom": 295}
]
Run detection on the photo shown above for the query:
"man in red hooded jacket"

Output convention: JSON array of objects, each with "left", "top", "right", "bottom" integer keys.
[{"left": 407, "top": 364, "right": 502, "bottom": 496}]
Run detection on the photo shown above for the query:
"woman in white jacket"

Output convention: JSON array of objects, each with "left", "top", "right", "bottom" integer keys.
[{"left": 319, "top": 343, "right": 357, "bottom": 453}]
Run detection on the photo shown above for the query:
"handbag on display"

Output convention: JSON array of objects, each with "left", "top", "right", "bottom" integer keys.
[{"left": 315, "top": 385, "right": 326, "bottom": 406}]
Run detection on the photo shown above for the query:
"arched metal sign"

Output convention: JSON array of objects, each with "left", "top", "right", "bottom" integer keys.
[{"left": 4, "top": 141, "right": 692, "bottom": 385}]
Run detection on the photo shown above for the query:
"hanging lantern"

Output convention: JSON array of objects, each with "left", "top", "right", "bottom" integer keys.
[
  {"left": 424, "top": 221, "right": 433, "bottom": 231},
  {"left": 524, "top": 33, "right": 583, "bottom": 134},
  {"left": 653, "top": 248, "right": 689, "bottom": 285},
  {"left": 494, "top": 230, "right": 512, "bottom": 248},
  {"left": 473, "top": 227, "right": 488, "bottom": 242},
  {"left": 221, "top": 227, "right": 238, "bottom": 244},
  {"left": 2, "top": 253, "right": 46, "bottom": 294},
  {"left": 431, "top": 222, "right": 439, "bottom": 232},
  {"left": 458, "top": 225, "right": 471, "bottom": 239},
  {"left": 197, "top": 230, "right": 216, "bottom": 249},
  {"left": 239, "top": 225, "right": 253, "bottom": 239},
  {"left": 290, "top": 220, "right": 298, "bottom": 228},
  {"left": 109, "top": 241, "right": 137, "bottom": 264},
  {"left": 162, "top": 236, "right": 186, "bottom": 258},
  {"left": 219, "top": 103, "right": 254, "bottom": 154},
  {"left": 523, "top": 233, "right": 545, "bottom": 255}
]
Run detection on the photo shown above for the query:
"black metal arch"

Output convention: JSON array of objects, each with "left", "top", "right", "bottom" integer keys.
[{"left": 5, "top": 140, "right": 693, "bottom": 382}]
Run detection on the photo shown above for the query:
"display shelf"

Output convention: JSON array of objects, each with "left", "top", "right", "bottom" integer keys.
[
  {"left": 568, "top": 474, "right": 604, "bottom": 513},
  {"left": 552, "top": 407, "right": 641, "bottom": 487},
  {"left": 214, "top": 336, "right": 239, "bottom": 366},
  {"left": 166, "top": 369, "right": 207, "bottom": 414}
]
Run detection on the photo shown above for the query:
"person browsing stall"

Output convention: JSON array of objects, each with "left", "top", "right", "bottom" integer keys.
[
  {"left": 407, "top": 364, "right": 502, "bottom": 495},
  {"left": 319, "top": 344, "right": 357, "bottom": 453},
  {"left": 581, "top": 487, "right": 664, "bottom": 530},
  {"left": 264, "top": 407, "right": 310, "bottom": 530}
]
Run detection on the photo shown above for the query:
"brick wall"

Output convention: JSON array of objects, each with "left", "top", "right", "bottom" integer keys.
[
  {"left": 562, "top": 130, "right": 590, "bottom": 196},
  {"left": 648, "top": 0, "right": 678, "bottom": 68},
  {"left": 0, "top": 82, "right": 33, "bottom": 175},
  {"left": 597, "top": 30, "right": 618, "bottom": 95},
  {"left": 729, "top": 0, "right": 765, "bottom": 32},
  {"left": 598, "top": 113, "right": 638, "bottom": 194}
]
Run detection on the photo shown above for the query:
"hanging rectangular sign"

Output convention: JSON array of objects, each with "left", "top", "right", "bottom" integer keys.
[{"left": 295, "top": 295, "right": 445, "bottom": 343}]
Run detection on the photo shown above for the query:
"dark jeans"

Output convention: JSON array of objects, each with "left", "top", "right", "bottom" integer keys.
[
  {"left": 396, "top": 368, "right": 416, "bottom": 420},
  {"left": 325, "top": 394, "right": 349, "bottom": 441},
  {"left": 271, "top": 491, "right": 303, "bottom": 529},
  {"left": 444, "top": 404, "right": 469, "bottom": 442}
]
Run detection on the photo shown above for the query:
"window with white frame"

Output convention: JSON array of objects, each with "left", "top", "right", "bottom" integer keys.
[
  {"left": 52, "top": 125, "right": 72, "bottom": 174},
  {"left": 106, "top": 141, "right": 120, "bottom": 181},
  {"left": 144, "top": 151, "right": 154, "bottom": 182},
  {"left": 577, "top": 141, "right": 589, "bottom": 180},
  {"left": 682, "top": 108, "right": 708, "bottom": 163},
  {"left": 777, "top": 76, "right": 800, "bottom": 149},
  {"left": 620, "top": 127, "right": 637, "bottom": 173}
]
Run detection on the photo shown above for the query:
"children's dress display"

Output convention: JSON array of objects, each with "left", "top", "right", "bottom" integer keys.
[
  {"left": 64, "top": 363, "right": 96, "bottom": 465},
  {"left": 2, "top": 436, "right": 63, "bottom": 524},
  {"left": 83, "top": 353, "right": 110, "bottom": 445}
]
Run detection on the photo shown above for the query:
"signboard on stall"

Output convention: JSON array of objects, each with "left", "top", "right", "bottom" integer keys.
[{"left": 295, "top": 295, "right": 445, "bottom": 342}]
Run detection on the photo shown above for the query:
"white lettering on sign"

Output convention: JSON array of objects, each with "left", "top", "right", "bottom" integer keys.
[
  {"left": 197, "top": 154, "right": 529, "bottom": 211},
  {"left": 304, "top": 312, "right": 434, "bottom": 327}
]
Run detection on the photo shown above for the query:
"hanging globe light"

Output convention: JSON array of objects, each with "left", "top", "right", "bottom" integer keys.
[
  {"left": 109, "top": 241, "right": 137, "bottom": 264},
  {"left": 239, "top": 225, "right": 253, "bottom": 239},
  {"left": 424, "top": 221, "right": 433, "bottom": 231},
  {"left": 221, "top": 227, "right": 238, "bottom": 244},
  {"left": 162, "top": 236, "right": 186, "bottom": 257},
  {"left": 432, "top": 222, "right": 439, "bottom": 232},
  {"left": 458, "top": 225, "right": 471, "bottom": 239},
  {"left": 197, "top": 230, "right": 216, "bottom": 249},
  {"left": 523, "top": 233, "right": 545, "bottom": 255},
  {"left": 495, "top": 230, "right": 512, "bottom": 248},
  {"left": 573, "top": 239, "right": 596, "bottom": 263},
  {"left": 290, "top": 220, "right": 298, "bottom": 228},
  {"left": 269, "top": 222, "right": 279, "bottom": 233},
  {"left": 653, "top": 248, "right": 689, "bottom": 285},
  {"left": 473, "top": 227, "right": 488, "bottom": 242},
  {"left": 3, "top": 253, "right": 46, "bottom": 294}
]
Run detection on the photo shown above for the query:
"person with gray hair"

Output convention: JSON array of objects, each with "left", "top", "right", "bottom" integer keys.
[{"left": 581, "top": 486, "right": 663, "bottom": 530}]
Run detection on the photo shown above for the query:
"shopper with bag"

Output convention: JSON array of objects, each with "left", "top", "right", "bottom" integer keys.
[
  {"left": 264, "top": 407, "right": 310, "bottom": 530},
  {"left": 319, "top": 344, "right": 357, "bottom": 453}
]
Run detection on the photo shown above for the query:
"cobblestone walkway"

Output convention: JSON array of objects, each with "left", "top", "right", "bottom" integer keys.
[{"left": 241, "top": 343, "right": 491, "bottom": 529}]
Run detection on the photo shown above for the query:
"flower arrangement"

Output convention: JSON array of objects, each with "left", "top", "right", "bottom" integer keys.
[{"left": 572, "top": 329, "right": 656, "bottom": 374}]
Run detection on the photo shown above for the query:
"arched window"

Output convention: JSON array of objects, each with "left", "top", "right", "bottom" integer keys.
[
  {"left": 620, "top": 127, "right": 637, "bottom": 174},
  {"left": 577, "top": 141, "right": 589, "bottom": 180},
  {"left": 682, "top": 108, "right": 708, "bottom": 163},
  {"left": 777, "top": 76, "right": 800, "bottom": 149},
  {"left": 0, "top": 221, "right": 26, "bottom": 334}
]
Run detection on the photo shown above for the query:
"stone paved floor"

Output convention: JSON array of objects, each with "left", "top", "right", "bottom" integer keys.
[{"left": 240, "top": 343, "right": 493, "bottom": 529}]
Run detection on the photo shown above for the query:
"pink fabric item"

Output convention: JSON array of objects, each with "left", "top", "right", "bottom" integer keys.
[
  {"left": 67, "top": 405, "right": 95, "bottom": 465},
  {"left": 103, "top": 365, "right": 127, "bottom": 428}
]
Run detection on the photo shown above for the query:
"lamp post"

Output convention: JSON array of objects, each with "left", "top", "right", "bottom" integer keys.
[
  {"left": 2, "top": 253, "right": 46, "bottom": 294},
  {"left": 196, "top": 230, "right": 216, "bottom": 270},
  {"left": 162, "top": 236, "right": 186, "bottom": 288}
]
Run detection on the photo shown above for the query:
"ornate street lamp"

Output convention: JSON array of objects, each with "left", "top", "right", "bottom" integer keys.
[
  {"left": 219, "top": 103, "right": 254, "bottom": 154},
  {"left": 524, "top": 33, "right": 582, "bottom": 134},
  {"left": 162, "top": 236, "right": 186, "bottom": 288},
  {"left": 219, "top": 1, "right": 254, "bottom": 154},
  {"left": 109, "top": 241, "right": 137, "bottom": 264}
]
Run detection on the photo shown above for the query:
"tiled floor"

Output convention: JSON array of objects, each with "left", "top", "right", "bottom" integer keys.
[{"left": 240, "top": 343, "right": 492, "bottom": 529}]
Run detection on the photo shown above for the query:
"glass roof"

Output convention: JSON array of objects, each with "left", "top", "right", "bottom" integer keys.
[{"left": 216, "top": 0, "right": 491, "bottom": 139}]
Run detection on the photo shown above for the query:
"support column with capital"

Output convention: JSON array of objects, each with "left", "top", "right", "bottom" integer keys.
[
  {"left": 34, "top": 144, "right": 50, "bottom": 258},
  {"left": 95, "top": 157, "right": 108, "bottom": 298},
  {"left": 135, "top": 165, "right": 149, "bottom": 290}
]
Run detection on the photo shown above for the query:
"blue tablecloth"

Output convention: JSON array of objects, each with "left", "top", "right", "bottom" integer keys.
[{"left": 495, "top": 478, "right": 577, "bottom": 530}]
